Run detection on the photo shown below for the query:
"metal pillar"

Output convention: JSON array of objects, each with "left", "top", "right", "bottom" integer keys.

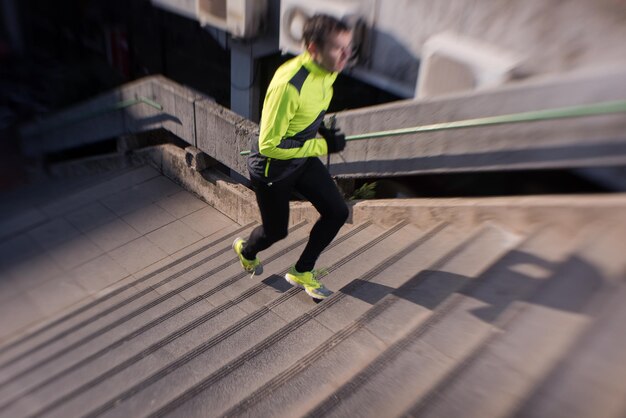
[{"left": 230, "top": 42, "right": 260, "bottom": 122}]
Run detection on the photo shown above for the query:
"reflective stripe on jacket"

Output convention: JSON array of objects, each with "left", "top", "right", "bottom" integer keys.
[{"left": 247, "top": 51, "right": 338, "bottom": 183}]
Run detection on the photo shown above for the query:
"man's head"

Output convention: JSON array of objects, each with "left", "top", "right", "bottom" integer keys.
[{"left": 303, "top": 14, "right": 353, "bottom": 73}]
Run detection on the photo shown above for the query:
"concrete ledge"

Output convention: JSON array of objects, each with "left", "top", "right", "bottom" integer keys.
[
  {"left": 134, "top": 144, "right": 626, "bottom": 234},
  {"left": 152, "top": 142, "right": 626, "bottom": 233},
  {"left": 184, "top": 146, "right": 217, "bottom": 171},
  {"left": 45, "top": 143, "right": 626, "bottom": 233},
  {"left": 19, "top": 75, "right": 257, "bottom": 180},
  {"left": 136, "top": 143, "right": 323, "bottom": 226},
  {"left": 352, "top": 195, "right": 626, "bottom": 232},
  {"left": 145, "top": 144, "right": 261, "bottom": 224},
  {"left": 20, "top": 69, "right": 626, "bottom": 183},
  {"left": 332, "top": 67, "right": 626, "bottom": 177},
  {"left": 194, "top": 97, "right": 258, "bottom": 176}
]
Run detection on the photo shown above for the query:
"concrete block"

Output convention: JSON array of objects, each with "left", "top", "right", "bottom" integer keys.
[
  {"left": 193, "top": 99, "right": 218, "bottom": 158},
  {"left": 143, "top": 143, "right": 257, "bottom": 224},
  {"left": 152, "top": 83, "right": 180, "bottom": 139},
  {"left": 184, "top": 146, "right": 217, "bottom": 171},
  {"left": 194, "top": 98, "right": 257, "bottom": 177},
  {"left": 152, "top": 81, "right": 198, "bottom": 146},
  {"left": 121, "top": 77, "right": 161, "bottom": 133},
  {"left": 174, "top": 92, "right": 197, "bottom": 145},
  {"left": 160, "top": 145, "right": 191, "bottom": 185}
]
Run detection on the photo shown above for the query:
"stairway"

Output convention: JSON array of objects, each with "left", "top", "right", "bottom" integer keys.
[{"left": 1, "top": 165, "right": 625, "bottom": 418}]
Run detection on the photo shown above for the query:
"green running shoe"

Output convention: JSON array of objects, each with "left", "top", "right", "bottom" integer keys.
[
  {"left": 233, "top": 238, "right": 262, "bottom": 276},
  {"left": 285, "top": 266, "right": 333, "bottom": 300}
]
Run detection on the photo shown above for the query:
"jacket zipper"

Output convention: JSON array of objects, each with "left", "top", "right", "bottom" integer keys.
[{"left": 264, "top": 158, "right": 271, "bottom": 177}]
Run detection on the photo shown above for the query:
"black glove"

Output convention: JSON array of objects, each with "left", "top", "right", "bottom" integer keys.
[{"left": 319, "top": 125, "right": 346, "bottom": 154}]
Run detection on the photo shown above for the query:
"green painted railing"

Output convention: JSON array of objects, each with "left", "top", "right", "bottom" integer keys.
[{"left": 239, "top": 99, "right": 626, "bottom": 156}]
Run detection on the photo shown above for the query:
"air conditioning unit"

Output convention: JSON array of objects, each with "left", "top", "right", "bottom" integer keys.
[
  {"left": 416, "top": 32, "right": 525, "bottom": 98},
  {"left": 152, "top": 0, "right": 267, "bottom": 38},
  {"left": 279, "top": 0, "right": 376, "bottom": 58},
  {"left": 198, "top": 0, "right": 267, "bottom": 38}
]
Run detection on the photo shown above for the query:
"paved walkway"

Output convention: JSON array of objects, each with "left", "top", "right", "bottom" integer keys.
[{"left": 0, "top": 165, "right": 235, "bottom": 344}]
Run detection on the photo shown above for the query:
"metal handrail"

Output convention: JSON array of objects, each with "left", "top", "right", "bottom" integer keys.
[{"left": 239, "top": 99, "right": 626, "bottom": 156}]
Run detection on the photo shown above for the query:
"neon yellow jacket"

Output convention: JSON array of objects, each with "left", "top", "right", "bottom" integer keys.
[{"left": 248, "top": 51, "right": 338, "bottom": 183}]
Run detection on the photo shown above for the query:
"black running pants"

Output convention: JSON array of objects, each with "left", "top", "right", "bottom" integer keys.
[{"left": 242, "top": 157, "right": 349, "bottom": 272}]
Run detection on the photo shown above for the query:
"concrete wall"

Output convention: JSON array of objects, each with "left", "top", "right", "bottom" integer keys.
[
  {"left": 19, "top": 68, "right": 626, "bottom": 182},
  {"left": 20, "top": 77, "right": 157, "bottom": 156},
  {"left": 19, "top": 76, "right": 257, "bottom": 178},
  {"left": 370, "top": 0, "right": 626, "bottom": 84},
  {"left": 330, "top": 67, "right": 626, "bottom": 177}
]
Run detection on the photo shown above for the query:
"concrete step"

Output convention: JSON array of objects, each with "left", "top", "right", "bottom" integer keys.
[
  {"left": 0, "top": 222, "right": 262, "bottom": 412},
  {"left": 0, "top": 220, "right": 315, "bottom": 417},
  {"left": 2, "top": 156, "right": 623, "bottom": 418},
  {"left": 0, "top": 167, "right": 140, "bottom": 242},
  {"left": 57, "top": 222, "right": 412, "bottom": 418},
  {"left": 216, "top": 221, "right": 466, "bottom": 418},
  {"left": 255, "top": 222, "right": 522, "bottom": 418},
  {"left": 403, "top": 222, "right": 625, "bottom": 418},
  {"left": 145, "top": 222, "right": 522, "bottom": 418},
  {"left": 2, "top": 221, "right": 382, "bottom": 418},
  {"left": 0, "top": 165, "right": 143, "bottom": 221},
  {"left": 221, "top": 221, "right": 390, "bottom": 319},
  {"left": 28, "top": 164, "right": 161, "bottom": 220},
  {"left": 227, "top": 221, "right": 586, "bottom": 418},
  {"left": 0, "top": 220, "right": 254, "bottom": 368},
  {"left": 511, "top": 281, "right": 626, "bottom": 418},
  {"left": 0, "top": 164, "right": 182, "bottom": 345},
  {"left": 0, "top": 220, "right": 259, "bottom": 385}
]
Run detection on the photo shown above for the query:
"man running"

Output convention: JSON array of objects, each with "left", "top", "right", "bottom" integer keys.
[{"left": 233, "top": 14, "right": 353, "bottom": 300}]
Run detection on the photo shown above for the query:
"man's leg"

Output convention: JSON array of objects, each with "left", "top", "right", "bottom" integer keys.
[
  {"left": 294, "top": 158, "right": 349, "bottom": 273},
  {"left": 241, "top": 177, "right": 292, "bottom": 260}
]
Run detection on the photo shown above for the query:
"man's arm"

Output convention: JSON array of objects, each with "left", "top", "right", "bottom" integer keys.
[{"left": 258, "top": 84, "right": 328, "bottom": 160}]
